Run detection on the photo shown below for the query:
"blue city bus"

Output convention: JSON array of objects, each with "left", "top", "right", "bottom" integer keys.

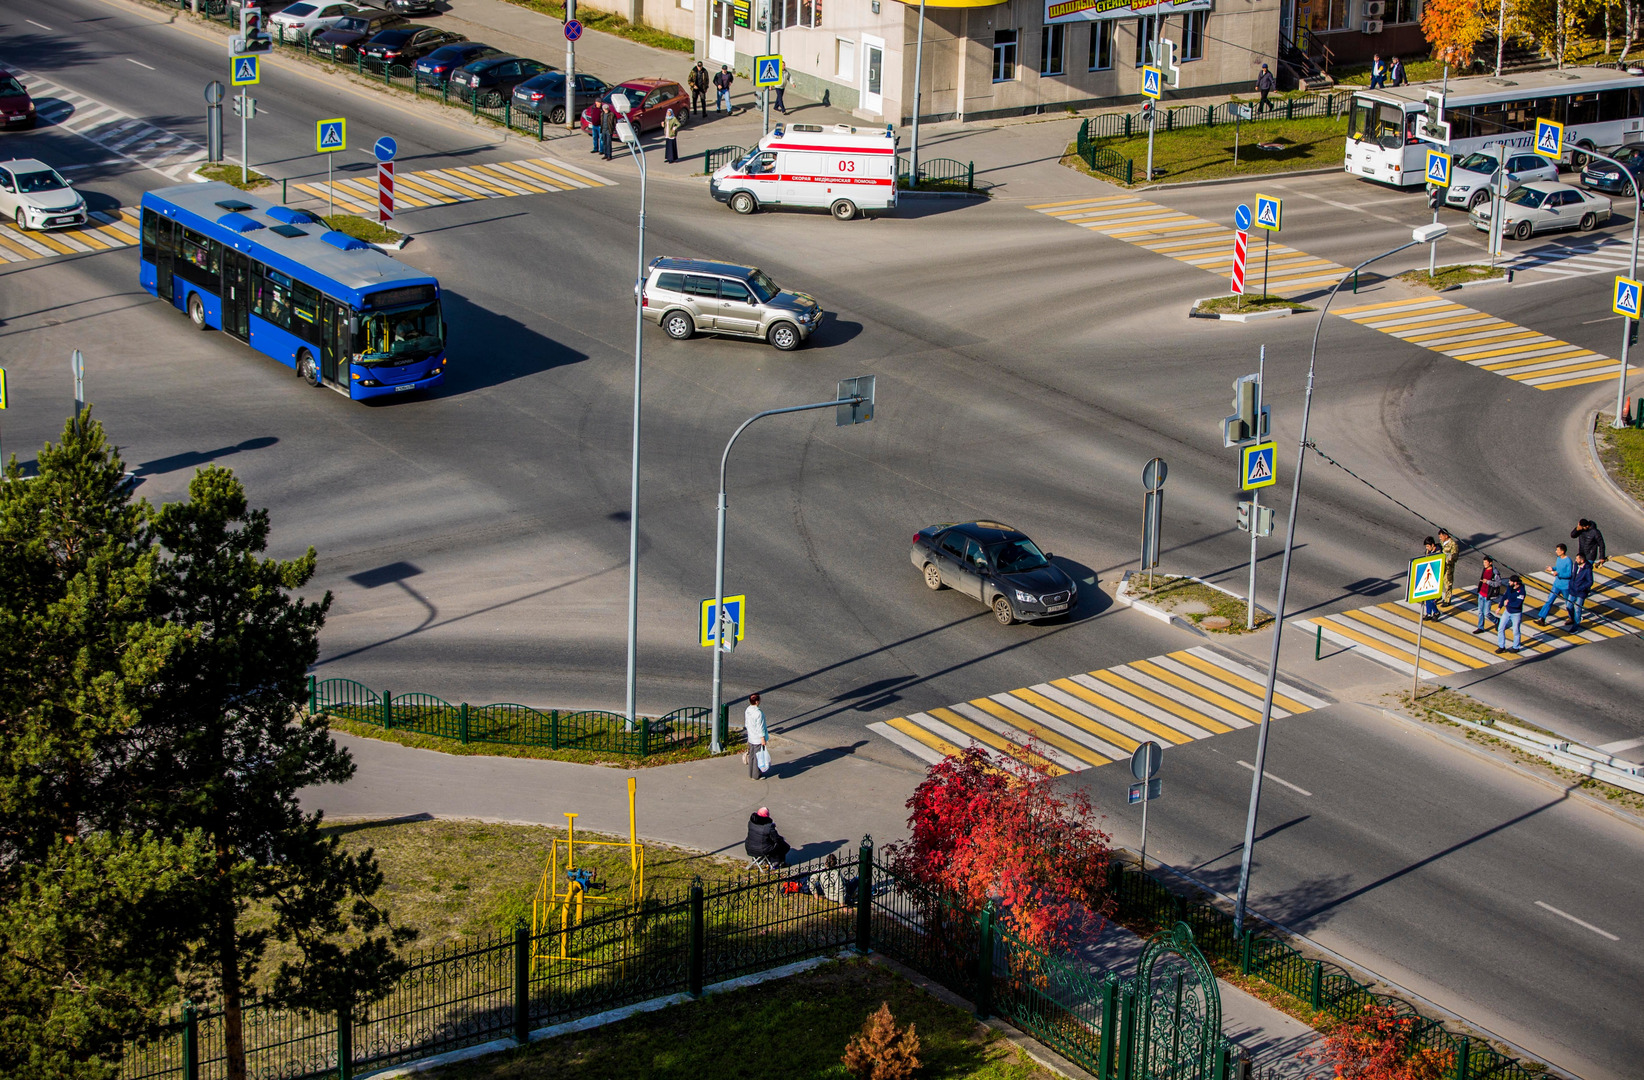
[{"left": 138, "top": 182, "right": 446, "bottom": 400}]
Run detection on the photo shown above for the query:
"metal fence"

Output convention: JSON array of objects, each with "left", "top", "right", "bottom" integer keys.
[
  {"left": 703, "top": 144, "right": 748, "bottom": 174},
  {"left": 895, "top": 155, "right": 976, "bottom": 192},
  {"left": 308, "top": 677, "right": 728, "bottom": 759}
]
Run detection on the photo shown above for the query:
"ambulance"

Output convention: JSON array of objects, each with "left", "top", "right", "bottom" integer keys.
[{"left": 709, "top": 122, "right": 898, "bottom": 221}]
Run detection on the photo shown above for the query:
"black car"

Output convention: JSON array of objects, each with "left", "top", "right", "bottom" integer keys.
[
  {"left": 1580, "top": 145, "right": 1644, "bottom": 196},
  {"left": 311, "top": 9, "right": 408, "bottom": 58},
  {"left": 414, "top": 42, "right": 503, "bottom": 86},
  {"left": 449, "top": 55, "right": 550, "bottom": 106},
  {"left": 385, "top": 0, "right": 440, "bottom": 12},
  {"left": 357, "top": 26, "right": 464, "bottom": 66},
  {"left": 511, "top": 71, "right": 611, "bottom": 124},
  {"left": 910, "top": 521, "right": 1077, "bottom": 625}
]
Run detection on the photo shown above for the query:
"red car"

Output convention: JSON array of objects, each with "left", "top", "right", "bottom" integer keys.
[
  {"left": 578, "top": 78, "right": 688, "bottom": 136},
  {"left": 0, "top": 68, "right": 35, "bottom": 129}
]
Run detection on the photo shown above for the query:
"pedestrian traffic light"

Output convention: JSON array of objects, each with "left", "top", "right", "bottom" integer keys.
[
  {"left": 1632, "top": 318, "right": 1640, "bottom": 347},
  {"left": 232, "top": 95, "right": 242, "bottom": 117},
  {"left": 1141, "top": 101, "right": 1154, "bottom": 123},
  {"left": 1426, "top": 185, "right": 1441, "bottom": 210},
  {"left": 1237, "top": 500, "right": 1252, "bottom": 533}
]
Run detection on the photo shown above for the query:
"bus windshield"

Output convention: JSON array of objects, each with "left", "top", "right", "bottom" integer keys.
[
  {"left": 1350, "top": 98, "right": 1408, "bottom": 149},
  {"left": 360, "top": 300, "right": 444, "bottom": 365}
]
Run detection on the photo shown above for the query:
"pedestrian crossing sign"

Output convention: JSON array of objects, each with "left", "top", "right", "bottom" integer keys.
[
  {"left": 316, "top": 118, "right": 346, "bottom": 153},
  {"left": 1240, "top": 440, "right": 1277, "bottom": 490},
  {"left": 755, "top": 55, "right": 783, "bottom": 89},
  {"left": 700, "top": 595, "right": 746, "bottom": 647},
  {"left": 1408, "top": 553, "right": 1445, "bottom": 604},
  {"left": 1426, "top": 149, "right": 1450, "bottom": 187},
  {"left": 231, "top": 55, "right": 260, "bottom": 86},
  {"left": 1255, "top": 194, "right": 1281, "bottom": 231},
  {"left": 1141, "top": 67, "right": 1162, "bottom": 100},
  {"left": 1535, "top": 117, "right": 1563, "bottom": 160},
  {"left": 1615, "top": 275, "right": 1641, "bottom": 319}
]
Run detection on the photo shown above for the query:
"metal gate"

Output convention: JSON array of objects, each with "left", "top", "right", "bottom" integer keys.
[{"left": 1128, "top": 922, "right": 1222, "bottom": 1080}]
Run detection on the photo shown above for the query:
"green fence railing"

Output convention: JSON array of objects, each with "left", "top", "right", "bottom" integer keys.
[
  {"left": 895, "top": 155, "right": 975, "bottom": 192},
  {"left": 307, "top": 676, "right": 728, "bottom": 759},
  {"left": 703, "top": 144, "right": 748, "bottom": 174}
]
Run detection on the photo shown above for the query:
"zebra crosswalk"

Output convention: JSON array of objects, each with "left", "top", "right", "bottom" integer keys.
[
  {"left": 1296, "top": 553, "right": 1644, "bottom": 678},
  {"left": 1029, "top": 195, "right": 1351, "bottom": 295},
  {"left": 7, "top": 65, "right": 207, "bottom": 180},
  {"left": 1335, "top": 296, "right": 1634, "bottom": 390},
  {"left": 293, "top": 156, "right": 610, "bottom": 215},
  {"left": 869, "top": 646, "right": 1331, "bottom": 774},
  {"left": 1503, "top": 234, "right": 1635, "bottom": 280},
  {"left": 0, "top": 209, "right": 139, "bottom": 264}
]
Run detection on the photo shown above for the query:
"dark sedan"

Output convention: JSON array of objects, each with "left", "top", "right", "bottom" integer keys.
[
  {"left": 449, "top": 55, "right": 550, "bottom": 107},
  {"left": 0, "top": 69, "right": 35, "bottom": 129},
  {"left": 358, "top": 26, "right": 464, "bottom": 66},
  {"left": 311, "top": 9, "right": 408, "bottom": 59},
  {"left": 1580, "top": 145, "right": 1644, "bottom": 197},
  {"left": 511, "top": 71, "right": 610, "bottom": 124},
  {"left": 385, "top": 0, "right": 441, "bottom": 12},
  {"left": 414, "top": 42, "right": 502, "bottom": 86},
  {"left": 910, "top": 521, "right": 1077, "bottom": 625}
]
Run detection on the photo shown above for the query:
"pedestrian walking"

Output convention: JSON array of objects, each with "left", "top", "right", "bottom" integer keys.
[
  {"left": 1420, "top": 536, "right": 1442, "bottom": 620},
  {"left": 1438, "top": 528, "right": 1459, "bottom": 606},
  {"left": 1494, "top": 575, "right": 1526, "bottom": 653},
  {"left": 1369, "top": 53, "right": 1386, "bottom": 89},
  {"left": 714, "top": 64, "right": 734, "bottom": 112},
  {"left": 1570, "top": 518, "right": 1607, "bottom": 569},
  {"left": 1535, "top": 543, "right": 1574, "bottom": 624},
  {"left": 775, "top": 67, "right": 790, "bottom": 113},
  {"left": 1568, "top": 553, "right": 1594, "bottom": 631},
  {"left": 1389, "top": 55, "right": 1407, "bottom": 85},
  {"left": 1472, "top": 555, "right": 1497, "bottom": 633},
  {"left": 1255, "top": 63, "right": 1276, "bottom": 114},
  {"left": 689, "top": 60, "right": 709, "bottom": 117},
  {"left": 599, "top": 101, "right": 617, "bottom": 161},
  {"left": 743, "top": 692, "right": 769, "bottom": 779},
  {"left": 743, "top": 806, "right": 791, "bottom": 869},
  {"left": 663, "top": 108, "right": 681, "bottom": 163}
]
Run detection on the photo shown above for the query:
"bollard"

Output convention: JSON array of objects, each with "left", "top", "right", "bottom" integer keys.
[
  {"left": 382, "top": 690, "right": 392, "bottom": 730},
  {"left": 1315, "top": 623, "right": 1322, "bottom": 660},
  {"left": 307, "top": 674, "right": 317, "bottom": 714},
  {"left": 513, "top": 925, "right": 530, "bottom": 1043},
  {"left": 459, "top": 703, "right": 469, "bottom": 745}
]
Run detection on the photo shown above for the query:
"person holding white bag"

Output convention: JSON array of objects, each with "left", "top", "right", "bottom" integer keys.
[{"left": 743, "top": 692, "right": 770, "bottom": 779}]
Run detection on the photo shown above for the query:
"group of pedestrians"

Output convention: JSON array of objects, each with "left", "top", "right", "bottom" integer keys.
[
  {"left": 1367, "top": 54, "right": 1408, "bottom": 88},
  {"left": 1428, "top": 519, "right": 1608, "bottom": 655},
  {"left": 685, "top": 60, "right": 740, "bottom": 117}
]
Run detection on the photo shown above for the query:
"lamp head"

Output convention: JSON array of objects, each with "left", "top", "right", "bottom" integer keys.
[
  {"left": 616, "top": 118, "right": 638, "bottom": 147},
  {"left": 611, "top": 91, "right": 632, "bottom": 115},
  {"left": 1412, "top": 222, "right": 1448, "bottom": 243}
]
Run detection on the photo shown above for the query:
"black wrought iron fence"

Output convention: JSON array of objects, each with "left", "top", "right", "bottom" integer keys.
[
  {"left": 703, "top": 144, "right": 748, "bottom": 174},
  {"left": 895, "top": 155, "right": 976, "bottom": 192}
]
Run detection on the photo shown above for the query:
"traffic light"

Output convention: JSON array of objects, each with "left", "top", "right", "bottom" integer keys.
[
  {"left": 1237, "top": 501, "right": 1252, "bottom": 533},
  {"left": 1141, "top": 101, "right": 1154, "bottom": 124},
  {"left": 718, "top": 613, "right": 737, "bottom": 653},
  {"left": 1426, "top": 185, "right": 1441, "bottom": 210},
  {"left": 1232, "top": 374, "right": 1259, "bottom": 441}
]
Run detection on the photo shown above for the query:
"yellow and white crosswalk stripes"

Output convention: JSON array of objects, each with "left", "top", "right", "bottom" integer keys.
[
  {"left": 294, "top": 157, "right": 610, "bottom": 214},
  {"left": 1335, "top": 296, "right": 1636, "bottom": 391},
  {"left": 1296, "top": 553, "right": 1644, "bottom": 678},
  {"left": 0, "top": 210, "right": 139, "bottom": 264},
  {"left": 869, "top": 646, "right": 1331, "bottom": 773},
  {"left": 1028, "top": 195, "right": 1352, "bottom": 295}
]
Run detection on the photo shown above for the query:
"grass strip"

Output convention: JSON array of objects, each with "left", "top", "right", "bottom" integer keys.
[
  {"left": 1593, "top": 411, "right": 1644, "bottom": 506},
  {"left": 1065, "top": 115, "right": 1348, "bottom": 186},
  {"left": 1397, "top": 263, "right": 1506, "bottom": 290},
  {"left": 195, "top": 163, "right": 274, "bottom": 190},
  {"left": 327, "top": 714, "right": 738, "bottom": 767},
  {"left": 1195, "top": 293, "right": 1315, "bottom": 315},
  {"left": 1128, "top": 575, "right": 1274, "bottom": 633},
  {"left": 493, "top": 0, "right": 695, "bottom": 53},
  {"left": 322, "top": 214, "right": 403, "bottom": 245}
]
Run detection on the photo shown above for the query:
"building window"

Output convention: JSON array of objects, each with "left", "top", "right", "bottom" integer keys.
[
  {"left": 1089, "top": 19, "right": 1114, "bottom": 70},
  {"left": 1309, "top": 0, "right": 1351, "bottom": 32},
  {"left": 836, "top": 37, "right": 855, "bottom": 80},
  {"left": 771, "top": 0, "right": 821, "bottom": 30},
  {"left": 993, "top": 30, "right": 1017, "bottom": 82},
  {"left": 1389, "top": 0, "right": 1419, "bottom": 22},
  {"left": 1040, "top": 23, "right": 1066, "bottom": 76},
  {"left": 1134, "top": 15, "right": 1158, "bottom": 66},
  {"left": 1181, "top": 11, "right": 1204, "bottom": 60}
]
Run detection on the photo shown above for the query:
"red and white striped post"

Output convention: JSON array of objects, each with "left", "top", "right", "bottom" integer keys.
[
  {"left": 1231, "top": 229, "right": 1249, "bottom": 297},
  {"left": 377, "top": 159, "right": 395, "bottom": 224}
]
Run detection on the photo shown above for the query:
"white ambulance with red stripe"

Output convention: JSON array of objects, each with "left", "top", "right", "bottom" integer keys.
[{"left": 709, "top": 122, "right": 898, "bottom": 221}]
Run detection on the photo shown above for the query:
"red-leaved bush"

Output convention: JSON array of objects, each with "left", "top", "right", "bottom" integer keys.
[
  {"left": 1306, "top": 1003, "right": 1454, "bottom": 1080},
  {"left": 888, "top": 742, "right": 1111, "bottom": 954}
]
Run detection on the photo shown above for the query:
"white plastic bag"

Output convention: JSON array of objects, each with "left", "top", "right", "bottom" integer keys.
[{"left": 756, "top": 747, "right": 772, "bottom": 772}]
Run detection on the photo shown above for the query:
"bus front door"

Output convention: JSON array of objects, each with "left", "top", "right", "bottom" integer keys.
[
  {"left": 320, "top": 299, "right": 346, "bottom": 384},
  {"left": 221, "top": 251, "right": 251, "bottom": 341}
]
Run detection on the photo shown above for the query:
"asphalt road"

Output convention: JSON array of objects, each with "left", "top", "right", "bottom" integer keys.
[{"left": 4, "top": 2, "right": 1644, "bottom": 1073}]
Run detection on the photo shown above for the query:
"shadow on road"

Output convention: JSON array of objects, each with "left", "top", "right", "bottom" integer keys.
[{"left": 433, "top": 289, "right": 589, "bottom": 395}]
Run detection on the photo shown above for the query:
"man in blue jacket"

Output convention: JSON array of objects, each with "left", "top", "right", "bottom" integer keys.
[
  {"left": 1495, "top": 574, "right": 1526, "bottom": 653},
  {"left": 1567, "top": 553, "right": 1594, "bottom": 631},
  {"left": 1536, "top": 543, "right": 1573, "bottom": 624}
]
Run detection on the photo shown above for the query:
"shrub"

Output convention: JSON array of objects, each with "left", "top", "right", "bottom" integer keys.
[{"left": 842, "top": 1002, "right": 922, "bottom": 1080}]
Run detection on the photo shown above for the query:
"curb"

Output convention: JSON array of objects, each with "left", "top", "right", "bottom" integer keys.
[
  {"left": 1586, "top": 410, "right": 1644, "bottom": 519},
  {"left": 1188, "top": 296, "right": 1302, "bottom": 322},
  {"left": 1139, "top": 166, "right": 1346, "bottom": 192},
  {"left": 1436, "top": 269, "right": 1513, "bottom": 292},
  {"left": 1116, "top": 571, "right": 1272, "bottom": 637}
]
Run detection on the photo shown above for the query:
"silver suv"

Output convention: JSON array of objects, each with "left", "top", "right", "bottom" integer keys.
[{"left": 641, "top": 257, "right": 822, "bottom": 351}]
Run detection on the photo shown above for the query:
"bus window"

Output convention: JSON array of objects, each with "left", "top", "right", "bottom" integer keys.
[
  {"left": 291, "top": 282, "right": 321, "bottom": 343},
  {"left": 257, "top": 269, "right": 293, "bottom": 330},
  {"left": 359, "top": 301, "right": 444, "bottom": 364},
  {"left": 1567, "top": 93, "right": 1599, "bottom": 126},
  {"left": 1599, "top": 88, "right": 1629, "bottom": 121},
  {"left": 1357, "top": 101, "right": 1405, "bottom": 148}
]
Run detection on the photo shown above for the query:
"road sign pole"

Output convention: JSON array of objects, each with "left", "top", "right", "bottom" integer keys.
[
  {"left": 1246, "top": 347, "right": 1264, "bottom": 630},
  {"left": 1263, "top": 229, "right": 1270, "bottom": 297},
  {"left": 72, "top": 349, "right": 84, "bottom": 430},
  {"left": 762, "top": 0, "right": 772, "bottom": 136},
  {"left": 1138, "top": 780, "right": 1150, "bottom": 867},
  {"left": 911, "top": 0, "right": 926, "bottom": 182},
  {"left": 565, "top": 0, "right": 576, "bottom": 130},
  {"left": 240, "top": 90, "right": 249, "bottom": 186},
  {"left": 328, "top": 153, "right": 334, "bottom": 218},
  {"left": 1146, "top": 103, "right": 1156, "bottom": 182},
  {"left": 1411, "top": 608, "right": 1427, "bottom": 705}
]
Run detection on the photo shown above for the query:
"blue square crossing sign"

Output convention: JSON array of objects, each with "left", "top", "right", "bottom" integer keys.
[
  {"left": 1615, "top": 275, "right": 1641, "bottom": 319},
  {"left": 231, "top": 54, "right": 260, "bottom": 86},
  {"left": 1240, "top": 440, "right": 1277, "bottom": 490},
  {"left": 700, "top": 596, "right": 746, "bottom": 647},
  {"left": 1408, "top": 553, "right": 1445, "bottom": 604},
  {"left": 1254, "top": 194, "right": 1281, "bottom": 231},
  {"left": 755, "top": 55, "right": 783, "bottom": 88},
  {"left": 1141, "top": 67, "right": 1162, "bottom": 99},
  {"left": 1426, "top": 149, "right": 1450, "bottom": 187},
  {"left": 1535, "top": 117, "right": 1563, "bottom": 160},
  {"left": 316, "top": 118, "right": 346, "bottom": 153}
]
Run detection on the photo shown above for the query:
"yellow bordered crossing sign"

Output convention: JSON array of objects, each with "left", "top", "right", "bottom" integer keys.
[
  {"left": 1426, "top": 149, "right": 1451, "bottom": 187},
  {"left": 1535, "top": 117, "right": 1563, "bottom": 160},
  {"left": 1141, "top": 67, "right": 1162, "bottom": 99},
  {"left": 1408, "top": 553, "right": 1444, "bottom": 604},
  {"left": 316, "top": 118, "right": 346, "bottom": 153},
  {"left": 1254, "top": 194, "right": 1281, "bottom": 231},
  {"left": 1239, "top": 440, "right": 1277, "bottom": 490},
  {"left": 1614, "top": 275, "right": 1641, "bottom": 319},
  {"left": 700, "top": 595, "right": 746, "bottom": 647},
  {"left": 231, "top": 54, "right": 260, "bottom": 86}
]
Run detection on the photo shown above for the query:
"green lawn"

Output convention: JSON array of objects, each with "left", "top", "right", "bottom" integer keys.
[
  {"left": 1397, "top": 263, "right": 1506, "bottom": 290},
  {"left": 1595, "top": 413, "right": 1644, "bottom": 503},
  {"left": 494, "top": 0, "right": 694, "bottom": 52},
  {"left": 322, "top": 214, "right": 403, "bottom": 245},
  {"left": 430, "top": 959, "right": 1055, "bottom": 1080},
  {"left": 1195, "top": 293, "right": 1315, "bottom": 315},
  {"left": 1069, "top": 115, "right": 1347, "bottom": 186},
  {"left": 195, "top": 163, "right": 273, "bottom": 190}
]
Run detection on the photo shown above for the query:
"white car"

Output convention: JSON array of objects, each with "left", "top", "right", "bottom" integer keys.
[
  {"left": 1470, "top": 181, "right": 1611, "bottom": 240},
  {"left": 0, "top": 159, "right": 87, "bottom": 231},
  {"left": 1443, "top": 150, "right": 1559, "bottom": 210},
  {"left": 269, "top": 0, "right": 364, "bottom": 40}
]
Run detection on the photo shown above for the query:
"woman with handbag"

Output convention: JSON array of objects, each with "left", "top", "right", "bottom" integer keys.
[{"left": 743, "top": 692, "right": 770, "bottom": 779}]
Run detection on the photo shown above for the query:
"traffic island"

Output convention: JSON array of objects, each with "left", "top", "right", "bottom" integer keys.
[
  {"left": 322, "top": 213, "right": 408, "bottom": 251},
  {"left": 190, "top": 163, "right": 275, "bottom": 191},
  {"left": 1118, "top": 572, "right": 1273, "bottom": 634},
  {"left": 1396, "top": 264, "right": 1510, "bottom": 292},
  {"left": 1590, "top": 410, "right": 1644, "bottom": 509},
  {"left": 1190, "top": 294, "right": 1315, "bottom": 323}
]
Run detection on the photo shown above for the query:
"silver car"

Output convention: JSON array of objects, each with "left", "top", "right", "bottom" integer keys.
[
  {"left": 1470, "top": 181, "right": 1611, "bottom": 240},
  {"left": 268, "top": 0, "right": 362, "bottom": 41},
  {"left": 640, "top": 257, "right": 823, "bottom": 351},
  {"left": 1444, "top": 149, "right": 1559, "bottom": 210},
  {"left": 0, "top": 158, "right": 87, "bottom": 231}
]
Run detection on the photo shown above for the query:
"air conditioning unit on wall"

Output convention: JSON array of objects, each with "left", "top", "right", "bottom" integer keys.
[
  {"left": 1363, "top": 18, "right": 1385, "bottom": 33},
  {"left": 1362, "top": 1, "right": 1385, "bottom": 16}
]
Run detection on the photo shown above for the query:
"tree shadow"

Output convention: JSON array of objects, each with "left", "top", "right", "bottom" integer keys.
[
  {"left": 132, "top": 435, "right": 279, "bottom": 476},
  {"left": 320, "top": 812, "right": 435, "bottom": 837}
]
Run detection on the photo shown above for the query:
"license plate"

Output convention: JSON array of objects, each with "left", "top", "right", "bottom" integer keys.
[
  {"left": 394, "top": 384, "right": 415, "bottom": 392},
  {"left": 1045, "top": 604, "right": 1068, "bottom": 613}
]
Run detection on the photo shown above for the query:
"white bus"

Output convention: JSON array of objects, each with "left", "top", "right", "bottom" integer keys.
[{"left": 1345, "top": 67, "right": 1644, "bottom": 187}]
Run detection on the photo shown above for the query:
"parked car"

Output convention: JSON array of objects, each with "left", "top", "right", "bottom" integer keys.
[
  {"left": 1580, "top": 145, "right": 1644, "bottom": 197},
  {"left": 414, "top": 41, "right": 503, "bottom": 86},
  {"left": 384, "top": 0, "right": 441, "bottom": 13},
  {"left": 311, "top": 9, "right": 408, "bottom": 59},
  {"left": 228, "top": 0, "right": 301, "bottom": 18},
  {"left": 640, "top": 256, "right": 822, "bottom": 351},
  {"left": 358, "top": 26, "right": 464, "bottom": 66},
  {"left": 579, "top": 78, "right": 689, "bottom": 134},
  {"left": 449, "top": 55, "right": 550, "bottom": 106},
  {"left": 1470, "top": 181, "right": 1612, "bottom": 240},
  {"left": 909, "top": 521, "right": 1077, "bottom": 626},
  {"left": 0, "top": 68, "right": 36, "bottom": 129},
  {"left": 0, "top": 159, "right": 89, "bottom": 231},
  {"left": 1442, "top": 149, "right": 1559, "bottom": 210},
  {"left": 512, "top": 71, "right": 611, "bottom": 125},
  {"left": 269, "top": 1, "right": 364, "bottom": 41}
]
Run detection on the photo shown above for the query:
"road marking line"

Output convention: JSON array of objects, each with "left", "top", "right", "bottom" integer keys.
[
  {"left": 27, "top": 18, "right": 53, "bottom": 30},
  {"left": 1238, "top": 760, "right": 1312, "bottom": 796},
  {"left": 871, "top": 720, "right": 948, "bottom": 764},
  {"left": 1596, "top": 736, "right": 1644, "bottom": 753},
  {"left": 1535, "top": 900, "right": 1619, "bottom": 940},
  {"left": 127, "top": 58, "right": 155, "bottom": 70}
]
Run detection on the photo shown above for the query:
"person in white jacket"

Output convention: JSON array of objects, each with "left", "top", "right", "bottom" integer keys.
[{"left": 745, "top": 692, "right": 768, "bottom": 779}]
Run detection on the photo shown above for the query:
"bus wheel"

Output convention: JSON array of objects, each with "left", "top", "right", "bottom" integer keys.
[
  {"left": 831, "top": 199, "right": 857, "bottom": 221},
  {"left": 296, "top": 349, "right": 322, "bottom": 387},
  {"left": 730, "top": 191, "right": 757, "bottom": 215},
  {"left": 1573, "top": 142, "right": 1594, "bottom": 168},
  {"left": 188, "top": 293, "right": 207, "bottom": 330}
]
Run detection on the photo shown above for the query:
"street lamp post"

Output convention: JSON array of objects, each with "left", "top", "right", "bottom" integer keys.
[
  {"left": 1231, "top": 223, "right": 1448, "bottom": 939},
  {"left": 910, "top": 0, "right": 926, "bottom": 184},
  {"left": 613, "top": 96, "right": 647, "bottom": 733}
]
